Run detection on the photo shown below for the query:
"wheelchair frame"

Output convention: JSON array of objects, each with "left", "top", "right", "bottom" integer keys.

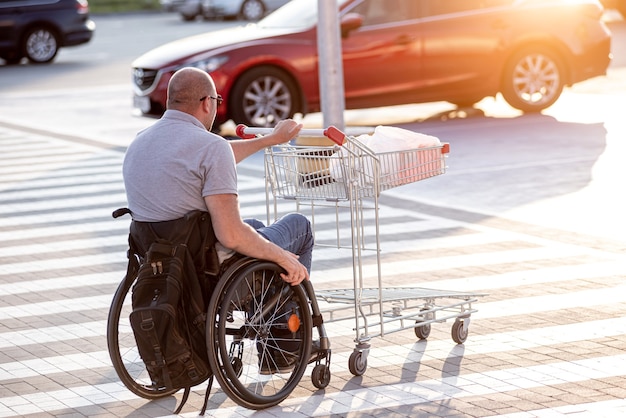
[{"left": 107, "top": 213, "right": 331, "bottom": 411}]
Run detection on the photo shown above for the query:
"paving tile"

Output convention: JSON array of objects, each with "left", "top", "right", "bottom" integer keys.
[{"left": 0, "top": 127, "right": 625, "bottom": 417}]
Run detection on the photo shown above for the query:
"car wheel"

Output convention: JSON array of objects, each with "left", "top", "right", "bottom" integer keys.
[
  {"left": 501, "top": 46, "right": 565, "bottom": 113},
  {"left": 23, "top": 26, "right": 59, "bottom": 64},
  {"left": 181, "top": 5, "right": 201, "bottom": 21},
  {"left": 240, "top": 0, "right": 265, "bottom": 21},
  {"left": 617, "top": 1, "right": 626, "bottom": 17},
  {"left": 230, "top": 66, "right": 301, "bottom": 127}
]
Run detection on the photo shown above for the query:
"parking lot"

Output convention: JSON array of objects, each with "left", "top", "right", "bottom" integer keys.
[{"left": 1, "top": 10, "right": 626, "bottom": 418}]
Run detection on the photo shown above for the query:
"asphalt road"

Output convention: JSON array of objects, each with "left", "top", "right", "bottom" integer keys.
[{"left": 0, "top": 11, "right": 624, "bottom": 243}]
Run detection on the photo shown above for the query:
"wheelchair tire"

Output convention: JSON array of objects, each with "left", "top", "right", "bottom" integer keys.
[
  {"left": 206, "top": 258, "right": 312, "bottom": 409},
  {"left": 106, "top": 274, "right": 178, "bottom": 399}
]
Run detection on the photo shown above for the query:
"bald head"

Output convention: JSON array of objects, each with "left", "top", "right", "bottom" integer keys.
[{"left": 166, "top": 67, "right": 216, "bottom": 111}]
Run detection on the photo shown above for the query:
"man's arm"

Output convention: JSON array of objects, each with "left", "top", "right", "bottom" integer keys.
[
  {"left": 228, "top": 119, "right": 302, "bottom": 163},
  {"left": 204, "top": 193, "right": 309, "bottom": 285}
]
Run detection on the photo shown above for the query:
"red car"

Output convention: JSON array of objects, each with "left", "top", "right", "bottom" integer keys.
[
  {"left": 132, "top": 0, "right": 611, "bottom": 128},
  {"left": 601, "top": 0, "right": 626, "bottom": 16}
]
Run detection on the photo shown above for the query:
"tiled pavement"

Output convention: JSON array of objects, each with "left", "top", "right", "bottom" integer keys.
[{"left": 1, "top": 125, "right": 626, "bottom": 418}]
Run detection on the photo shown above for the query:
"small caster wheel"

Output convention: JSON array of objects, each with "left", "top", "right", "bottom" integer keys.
[
  {"left": 451, "top": 318, "right": 468, "bottom": 344},
  {"left": 348, "top": 350, "right": 367, "bottom": 376},
  {"left": 414, "top": 308, "right": 432, "bottom": 340},
  {"left": 414, "top": 320, "right": 431, "bottom": 340},
  {"left": 311, "top": 364, "right": 331, "bottom": 389}
]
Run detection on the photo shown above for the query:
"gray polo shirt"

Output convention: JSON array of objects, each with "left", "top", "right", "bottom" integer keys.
[{"left": 123, "top": 110, "right": 237, "bottom": 222}]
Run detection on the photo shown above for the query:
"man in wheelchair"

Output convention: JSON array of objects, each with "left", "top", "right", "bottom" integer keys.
[
  {"left": 124, "top": 67, "right": 312, "bottom": 285},
  {"left": 122, "top": 67, "right": 316, "bottom": 373}
]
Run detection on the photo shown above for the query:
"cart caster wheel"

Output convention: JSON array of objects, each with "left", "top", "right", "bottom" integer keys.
[
  {"left": 451, "top": 318, "right": 468, "bottom": 344},
  {"left": 414, "top": 320, "right": 431, "bottom": 340},
  {"left": 311, "top": 364, "right": 331, "bottom": 389},
  {"left": 348, "top": 351, "right": 367, "bottom": 376},
  {"left": 414, "top": 308, "right": 432, "bottom": 340}
]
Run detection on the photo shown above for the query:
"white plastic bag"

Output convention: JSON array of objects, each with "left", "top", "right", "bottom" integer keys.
[
  {"left": 328, "top": 132, "right": 371, "bottom": 181},
  {"left": 369, "top": 126, "right": 441, "bottom": 184},
  {"left": 368, "top": 126, "right": 440, "bottom": 153},
  {"left": 329, "top": 126, "right": 441, "bottom": 185}
]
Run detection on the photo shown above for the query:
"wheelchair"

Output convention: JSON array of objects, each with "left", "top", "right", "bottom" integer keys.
[{"left": 107, "top": 209, "right": 331, "bottom": 410}]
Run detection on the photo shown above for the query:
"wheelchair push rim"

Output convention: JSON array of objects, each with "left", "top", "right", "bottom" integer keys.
[
  {"left": 106, "top": 274, "right": 178, "bottom": 399},
  {"left": 206, "top": 259, "right": 313, "bottom": 409}
]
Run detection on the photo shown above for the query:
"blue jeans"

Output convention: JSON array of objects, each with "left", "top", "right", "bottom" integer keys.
[{"left": 244, "top": 213, "right": 314, "bottom": 273}]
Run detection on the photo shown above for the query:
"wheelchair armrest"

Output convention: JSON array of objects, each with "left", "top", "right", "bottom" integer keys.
[{"left": 112, "top": 208, "right": 132, "bottom": 219}]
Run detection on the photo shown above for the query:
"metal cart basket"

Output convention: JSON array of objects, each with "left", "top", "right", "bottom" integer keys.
[{"left": 238, "top": 124, "right": 485, "bottom": 376}]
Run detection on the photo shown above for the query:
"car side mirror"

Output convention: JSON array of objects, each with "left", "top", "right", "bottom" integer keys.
[{"left": 341, "top": 13, "right": 363, "bottom": 38}]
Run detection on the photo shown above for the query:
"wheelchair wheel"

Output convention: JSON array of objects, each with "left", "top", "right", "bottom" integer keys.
[
  {"left": 106, "top": 274, "right": 177, "bottom": 399},
  {"left": 206, "top": 258, "right": 312, "bottom": 409}
]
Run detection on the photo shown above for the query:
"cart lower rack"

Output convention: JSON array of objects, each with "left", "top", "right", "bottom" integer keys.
[
  {"left": 315, "top": 287, "right": 484, "bottom": 375},
  {"left": 238, "top": 124, "right": 486, "bottom": 376}
]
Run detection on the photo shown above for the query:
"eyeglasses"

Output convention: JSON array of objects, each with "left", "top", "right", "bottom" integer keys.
[{"left": 200, "top": 94, "right": 223, "bottom": 107}]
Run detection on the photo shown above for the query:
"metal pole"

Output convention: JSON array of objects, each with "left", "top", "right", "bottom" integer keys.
[{"left": 317, "top": 0, "right": 346, "bottom": 131}]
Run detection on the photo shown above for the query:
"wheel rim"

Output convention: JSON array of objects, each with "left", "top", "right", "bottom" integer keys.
[
  {"left": 242, "top": 0, "right": 263, "bottom": 20},
  {"left": 107, "top": 276, "right": 176, "bottom": 399},
  {"left": 209, "top": 262, "right": 311, "bottom": 408},
  {"left": 26, "top": 29, "right": 57, "bottom": 62},
  {"left": 452, "top": 319, "right": 468, "bottom": 344},
  {"left": 415, "top": 322, "right": 430, "bottom": 339},
  {"left": 458, "top": 323, "right": 468, "bottom": 340},
  {"left": 511, "top": 53, "right": 560, "bottom": 107},
  {"left": 349, "top": 351, "right": 367, "bottom": 376},
  {"left": 312, "top": 364, "right": 330, "bottom": 389},
  {"left": 242, "top": 75, "right": 293, "bottom": 127}
]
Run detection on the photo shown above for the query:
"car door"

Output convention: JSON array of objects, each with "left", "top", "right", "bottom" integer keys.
[
  {"left": 340, "top": 0, "right": 423, "bottom": 109},
  {"left": 0, "top": 0, "right": 21, "bottom": 51},
  {"left": 416, "top": 0, "right": 515, "bottom": 104}
]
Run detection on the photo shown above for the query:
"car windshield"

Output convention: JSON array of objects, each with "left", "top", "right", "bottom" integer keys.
[{"left": 258, "top": 0, "right": 352, "bottom": 29}]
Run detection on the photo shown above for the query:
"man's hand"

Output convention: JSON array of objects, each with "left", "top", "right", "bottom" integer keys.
[
  {"left": 229, "top": 118, "right": 303, "bottom": 162},
  {"left": 270, "top": 119, "right": 303, "bottom": 145},
  {"left": 277, "top": 250, "right": 309, "bottom": 286}
]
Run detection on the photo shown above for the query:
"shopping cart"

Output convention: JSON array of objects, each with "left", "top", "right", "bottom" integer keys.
[{"left": 237, "top": 124, "right": 485, "bottom": 376}]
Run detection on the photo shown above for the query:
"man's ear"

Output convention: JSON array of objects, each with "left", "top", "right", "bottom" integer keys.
[{"left": 200, "top": 97, "right": 211, "bottom": 113}]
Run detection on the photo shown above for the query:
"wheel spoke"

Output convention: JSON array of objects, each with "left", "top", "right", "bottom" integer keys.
[
  {"left": 208, "top": 261, "right": 312, "bottom": 408},
  {"left": 511, "top": 53, "right": 561, "bottom": 105}
]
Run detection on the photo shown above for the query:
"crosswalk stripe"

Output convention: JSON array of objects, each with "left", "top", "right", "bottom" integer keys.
[
  {"left": 2, "top": 275, "right": 625, "bottom": 347},
  {"left": 492, "top": 399, "right": 626, "bottom": 417},
  {"left": 269, "top": 355, "right": 626, "bottom": 418},
  {"left": 310, "top": 245, "right": 610, "bottom": 285},
  {"left": 0, "top": 220, "right": 128, "bottom": 241},
  {"left": 0, "top": 177, "right": 123, "bottom": 201},
  {"left": 0, "top": 193, "right": 128, "bottom": 215},
  {"left": 0, "top": 236, "right": 126, "bottom": 258},
  {"left": 2, "top": 315, "right": 626, "bottom": 382},
  {"left": 0, "top": 321, "right": 103, "bottom": 349},
  {"left": 2, "top": 354, "right": 625, "bottom": 417},
  {"left": 4, "top": 240, "right": 601, "bottom": 284},
  {"left": 0, "top": 272, "right": 122, "bottom": 297},
  {"left": 0, "top": 253, "right": 127, "bottom": 275}
]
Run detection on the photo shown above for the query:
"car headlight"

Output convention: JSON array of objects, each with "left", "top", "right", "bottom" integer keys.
[{"left": 185, "top": 56, "right": 229, "bottom": 73}]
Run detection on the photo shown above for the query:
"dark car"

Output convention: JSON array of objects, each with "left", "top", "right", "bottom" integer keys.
[
  {"left": 162, "top": 0, "right": 291, "bottom": 22},
  {"left": 132, "top": 0, "right": 611, "bottom": 128},
  {"left": 0, "top": 0, "right": 95, "bottom": 64}
]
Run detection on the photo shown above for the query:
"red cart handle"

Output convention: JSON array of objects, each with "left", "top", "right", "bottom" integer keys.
[{"left": 235, "top": 124, "right": 346, "bottom": 145}]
